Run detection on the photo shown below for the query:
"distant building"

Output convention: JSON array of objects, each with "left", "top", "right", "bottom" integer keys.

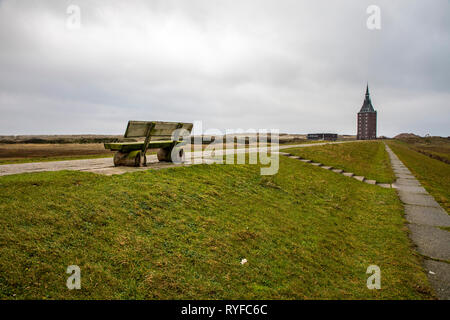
[
  {"left": 357, "top": 84, "right": 377, "bottom": 140},
  {"left": 307, "top": 133, "right": 338, "bottom": 141}
]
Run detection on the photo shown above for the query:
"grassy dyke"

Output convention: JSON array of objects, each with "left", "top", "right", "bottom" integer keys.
[
  {"left": 0, "top": 157, "right": 433, "bottom": 299},
  {"left": 387, "top": 140, "right": 450, "bottom": 213},
  {"left": 284, "top": 141, "right": 395, "bottom": 183}
]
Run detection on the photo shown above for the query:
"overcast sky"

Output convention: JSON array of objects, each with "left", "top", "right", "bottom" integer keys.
[{"left": 0, "top": 0, "right": 449, "bottom": 137}]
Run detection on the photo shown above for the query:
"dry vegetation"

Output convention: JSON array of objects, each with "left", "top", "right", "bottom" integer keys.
[
  {"left": 394, "top": 134, "right": 450, "bottom": 164},
  {"left": 0, "top": 144, "right": 115, "bottom": 164}
]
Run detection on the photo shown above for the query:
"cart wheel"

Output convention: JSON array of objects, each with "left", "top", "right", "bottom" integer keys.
[
  {"left": 134, "top": 151, "right": 147, "bottom": 167},
  {"left": 157, "top": 147, "right": 172, "bottom": 162},
  {"left": 113, "top": 152, "right": 125, "bottom": 167}
]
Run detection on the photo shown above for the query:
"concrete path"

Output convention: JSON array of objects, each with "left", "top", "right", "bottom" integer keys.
[
  {"left": 385, "top": 143, "right": 450, "bottom": 300},
  {"left": 280, "top": 151, "right": 391, "bottom": 188},
  {"left": 0, "top": 141, "right": 356, "bottom": 177}
]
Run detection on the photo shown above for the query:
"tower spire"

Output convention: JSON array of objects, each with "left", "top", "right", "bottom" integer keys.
[
  {"left": 359, "top": 83, "right": 375, "bottom": 113},
  {"left": 357, "top": 82, "right": 377, "bottom": 140}
]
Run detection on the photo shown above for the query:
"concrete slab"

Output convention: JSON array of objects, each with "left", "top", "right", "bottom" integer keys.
[
  {"left": 342, "top": 172, "right": 354, "bottom": 177},
  {"left": 321, "top": 166, "right": 333, "bottom": 170},
  {"left": 393, "top": 168, "right": 409, "bottom": 173},
  {"left": 332, "top": 169, "right": 343, "bottom": 174},
  {"left": 288, "top": 156, "right": 301, "bottom": 159},
  {"left": 396, "top": 173, "right": 417, "bottom": 180},
  {"left": 394, "top": 168, "right": 409, "bottom": 172},
  {"left": 392, "top": 164, "right": 407, "bottom": 169},
  {"left": 424, "top": 260, "right": 450, "bottom": 300},
  {"left": 394, "top": 178, "right": 423, "bottom": 187},
  {"left": 404, "top": 205, "right": 450, "bottom": 227},
  {"left": 364, "top": 180, "right": 377, "bottom": 185},
  {"left": 300, "top": 159, "right": 312, "bottom": 163},
  {"left": 393, "top": 165, "right": 410, "bottom": 169},
  {"left": 392, "top": 184, "right": 428, "bottom": 194},
  {"left": 394, "top": 169, "right": 412, "bottom": 175},
  {"left": 353, "top": 176, "right": 365, "bottom": 182},
  {"left": 377, "top": 183, "right": 391, "bottom": 188},
  {"left": 408, "top": 224, "right": 450, "bottom": 261},
  {"left": 397, "top": 190, "right": 441, "bottom": 208},
  {"left": 311, "top": 163, "right": 322, "bottom": 166}
]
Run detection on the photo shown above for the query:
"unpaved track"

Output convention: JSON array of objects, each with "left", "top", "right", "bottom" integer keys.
[{"left": 0, "top": 141, "right": 356, "bottom": 176}]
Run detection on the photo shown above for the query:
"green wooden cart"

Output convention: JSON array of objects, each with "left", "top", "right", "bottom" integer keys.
[{"left": 104, "top": 121, "right": 193, "bottom": 167}]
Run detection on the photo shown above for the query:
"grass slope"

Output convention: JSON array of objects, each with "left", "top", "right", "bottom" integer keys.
[
  {"left": 284, "top": 141, "right": 395, "bottom": 183},
  {"left": 387, "top": 140, "right": 450, "bottom": 213},
  {"left": 0, "top": 157, "right": 432, "bottom": 299}
]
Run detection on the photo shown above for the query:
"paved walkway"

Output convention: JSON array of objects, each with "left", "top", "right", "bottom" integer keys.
[
  {"left": 0, "top": 141, "right": 356, "bottom": 177},
  {"left": 280, "top": 152, "right": 391, "bottom": 188},
  {"left": 385, "top": 143, "right": 450, "bottom": 300}
]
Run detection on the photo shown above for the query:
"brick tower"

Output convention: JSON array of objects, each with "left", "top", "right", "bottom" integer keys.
[{"left": 357, "top": 84, "right": 377, "bottom": 140}]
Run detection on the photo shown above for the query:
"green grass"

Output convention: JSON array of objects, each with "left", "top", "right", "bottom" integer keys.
[
  {"left": 0, "top": 156, "right": 433, "bottom": 299},
  {"left": 284, "top": 141, "right": 395, "bottom": 183},
  {"left": 387, "top": 140, "right": 450, "bottom": 213}
]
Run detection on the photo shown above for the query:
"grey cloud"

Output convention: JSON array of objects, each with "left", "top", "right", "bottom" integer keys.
[{"left": 0, "top": 0, "right": 449, "bottom": 136}]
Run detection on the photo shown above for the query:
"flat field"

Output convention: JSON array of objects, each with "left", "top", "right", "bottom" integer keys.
[{"left": 0, "top": 144, "right": 114, "bottom": 164}]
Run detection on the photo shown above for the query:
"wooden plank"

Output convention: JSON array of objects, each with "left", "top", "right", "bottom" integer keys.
[
  {"left": 150, "top": 136, "right": 173, "bottom": 141},
  {"left": 104, "top": 142, "right": 144, "bottom": 151},
  {"left": 152, "top": 122, "right": 182, "bottom": 130},
  {"left": 104, "top": 140, "right": 175, "bottom": 152},
  {"left": 124, "top": 120, "right": 193, "bottom": 139},
  {"left": 151, "top": 122, "right": 193, "bottom": 140},
  {"left": 151, "top": 128, "right": 181, "bottom": 136},
  {"left": 141, "top": 122, "right": 156, "bottom": 155},
  {"left": 124, "top": 121, "right": 152, "bottom": 138},
  {"left": 152, "top": 122, "right": 193, "bottom": 130}
]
